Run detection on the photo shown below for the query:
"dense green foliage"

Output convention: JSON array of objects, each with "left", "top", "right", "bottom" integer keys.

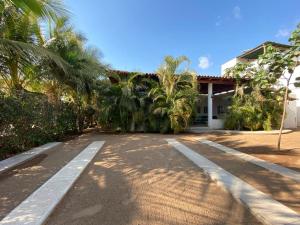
[
  {"left": 0, "top": 0, "right": 197, "bottom": 158},
  {"left": 0, "top": 0, "right": 106, "bottom": 158},
  {"left": 1, "top": 1, "right": 298, "bottom": 157},
  {"left": 224, "top": 62, "right": 284, "bottom": 131},
  {"left": 97, "top": 73, "right": 152, "bottom": 132},
  {"left": 98, "top": 56, "right": 198, "bottom": 133},
  {"left": 149, "top": 56, "right": 198, "bottom": 133},
  {"left": 262, "top": 24, "right": 300, "bottom": 149},
  {"left": 224, "top": 23, "right": 300, "bottom": 131},
  {"left": 0, "top": 91, "right": 78, "bottom": 159}
]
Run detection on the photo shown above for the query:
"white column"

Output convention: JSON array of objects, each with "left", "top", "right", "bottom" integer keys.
[{"left": 208, "top": 83, "right": 213, "bottom": 128}]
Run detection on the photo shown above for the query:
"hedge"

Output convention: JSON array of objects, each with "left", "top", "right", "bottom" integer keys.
[{"left": 0, "top": 91, "right": 91, "bottom": 159}]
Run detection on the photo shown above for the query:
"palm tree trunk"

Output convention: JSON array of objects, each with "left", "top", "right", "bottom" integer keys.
[{"left": 9, "top": 58, "right": 22, "bottom": 90}]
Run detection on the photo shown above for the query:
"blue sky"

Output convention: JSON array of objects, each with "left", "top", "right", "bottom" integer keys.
[{"left": 64, "top": 0, "right": 300, "bottom": 75}]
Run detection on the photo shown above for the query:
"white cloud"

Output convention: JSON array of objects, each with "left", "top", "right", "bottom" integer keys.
[
  {"left": 276, "top": 29, "right": 290, "bottom": 38},
  {"left": 215, "top": 16, "right": 222, "bottom": 26},
  {"left": 233, "top": 6, "right": 241, "bottom": 19},
  {"left": 198, "top": 56, "right": 212, "bottom": 69}
]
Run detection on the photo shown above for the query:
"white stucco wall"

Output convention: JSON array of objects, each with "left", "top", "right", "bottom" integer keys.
[
  {"left": 278, "top": 65, "right": 300, "bottom": 128},
  {"left": 283, "top": 99, "right": 297, "bottom": 128},
  {"left": 211, "top": 119, "right": 225, "bottom": 129},
  {"left": 292, "top": 66, "right": 300, "bottom": 127},
  {"left": 221, "top": 58, "right": 238, "bottom": 75},
  {"left": 221, "top": 57, "right": 252, "bottom": 75}
]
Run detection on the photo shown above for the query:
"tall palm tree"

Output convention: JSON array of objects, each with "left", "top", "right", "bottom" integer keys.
[
  {"left": 43, "top": 17, "right": 106, "bottom": 100},
  {"left": 150, "top": 56, "right": 198, "bottom": 133}
]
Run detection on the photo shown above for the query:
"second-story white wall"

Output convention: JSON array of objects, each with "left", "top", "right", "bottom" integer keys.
[
  {"left": 221, "top": 58, "right": 238, "bottom": 75},
  {"left": 221, "top": 57, "right": 252, "bottom": 75},
  {"left": 279, "top": 66, "right": 300, "bottom": 127}
]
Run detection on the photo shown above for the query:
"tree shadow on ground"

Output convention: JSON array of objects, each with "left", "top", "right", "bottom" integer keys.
[
  {"left": 45, "top": 133, "right": 262, "bottom": 225},
  {"left": 0, "top": 132, "right": 96, "bottom": 220},
  {"left": 203, "top": 132, "right": 300, "bottom": 173},
  {"left": 178, "top": 137, "right": 300, "bottom": 214}
]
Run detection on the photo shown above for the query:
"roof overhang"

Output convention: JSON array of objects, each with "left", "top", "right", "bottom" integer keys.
[
  {"left": 237, "top": 41, "right": 291, "bottom": 60},
  {"left": 108, "top": 70, "right": 238, "bottom": 94},
  {"left": 109, "top": 70, "right": 236, "bottom": 84},
  {"left": 197, "top": 75, "right": 236, "bottom": 85}
]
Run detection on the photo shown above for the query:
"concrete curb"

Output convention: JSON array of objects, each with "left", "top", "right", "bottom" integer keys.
[
  {"left": 0, "top": 142, "right": 62, "bottom": 174},
  {"left": 0, "top": 141, "right": 105, "bottom": 225},
  {"left": 199, "top": 139, "right": 300, "bottom": 182},
  {"left": 188, "top": 129, "right": 293, "bottom": 134},
  {"left": 166, "top": 138, "right": 300, "bottom": 225}
]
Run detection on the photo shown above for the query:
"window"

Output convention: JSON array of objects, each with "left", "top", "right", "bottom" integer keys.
[{"left": 217, "top": 105, "right": 225, "bottom": 114}]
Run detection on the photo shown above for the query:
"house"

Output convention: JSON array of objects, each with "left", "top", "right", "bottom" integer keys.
[
  {"left": 193, "top": 75, "right": 236, "bottom": 129},
  {"left": 110, "top": 70, "right": 237, "bottom": 130},
  {"left": 221, "top": 41, "right": 300, "bottom": 129},
  {"left": 110, "top": 42, "right": 299, "bottom": 130}
]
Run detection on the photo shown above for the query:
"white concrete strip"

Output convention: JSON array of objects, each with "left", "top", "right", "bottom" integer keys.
[
  {"left": 0, "top": 141, "right": 105, "bottom": 225},
  {"left": 0, "top": 142, "right": 62, "bottom": 174},
  {"left": 188, "top": 128, "right": 292, "bottom": 134},
  {"left": 166, "top": 139, "right": 300, "bottom": 225},
  {"left": 199, "top": 139, "right": 300, "bottom": 183}
]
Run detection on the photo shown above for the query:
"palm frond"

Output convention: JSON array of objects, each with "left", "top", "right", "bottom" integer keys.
[
  {"left": 0, "top": 38, "right": 70, "bottom": 73},
  {"left": 7, "top": 0, "right": 69, "bottom": 21}
]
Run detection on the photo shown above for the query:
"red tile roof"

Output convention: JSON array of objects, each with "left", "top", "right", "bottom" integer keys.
[{"left": 109, "top": 70, "right": 235, "bottom": 81}]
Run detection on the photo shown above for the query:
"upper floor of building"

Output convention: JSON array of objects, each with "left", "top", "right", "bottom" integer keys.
[{"left": 221, "top": 41, "right": 291, "bottom": 75}]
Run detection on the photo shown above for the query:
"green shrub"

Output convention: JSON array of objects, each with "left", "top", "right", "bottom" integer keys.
[
  {"left": 0, "top": 91, "right": 94, "bottom": 159},
  {"left": 1, "top": 91, "right": 50, "bottom": 158},
  {"left": 263, "top": 114, "right": 273, "bottom": 131},
  {"left": 224, "top": 94, "right": 282, "bottom": 131}
]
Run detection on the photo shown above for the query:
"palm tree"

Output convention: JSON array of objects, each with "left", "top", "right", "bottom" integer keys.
[
  {"left": 42, "top": 17, "right": 107, "bottom": 99},
  {"left": 149, "top": 56, "right": 198, "bottom": 133},
  {"left": 0, "top": 1, "right": 69, "bottom": 91},
  {"left": 2, "top": 0, "right": 68, "bottom": 19},
  {"left": 98, "top": 72, "right": 145, "bottom": 132}
]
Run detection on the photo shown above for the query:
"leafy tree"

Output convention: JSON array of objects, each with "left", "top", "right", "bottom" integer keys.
[
  {"left": 261, "top": 23, "right": 300, "bottom": 150},
  {"left": 0, "top": 1, "right": 107, "bottom": 156},
  {"left": 225, "top": 23, "right": 300, "bottom": 150}
]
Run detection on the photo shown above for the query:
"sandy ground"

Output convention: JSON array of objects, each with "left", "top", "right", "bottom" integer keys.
[
  {"left": 0, "top": 131, "right": 101, "bottom": 220},
  {"left": 200, "top": 129, "right": 300, "bottom": 171},
  {"left": 1, "top": 130, "right": 300, "bottom": 224},
  {"left": 44, "top": 133, "right": 260, "bottom": 225},
  {"left": 180, "top": 137, "right": 300, "bottom": 213}
]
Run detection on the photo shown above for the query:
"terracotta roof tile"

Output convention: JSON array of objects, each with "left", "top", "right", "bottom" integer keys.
[{"left": 109, "top": 70, "right": 234, "bottom": 81}]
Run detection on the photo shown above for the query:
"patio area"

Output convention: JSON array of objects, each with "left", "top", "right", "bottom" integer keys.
[{"left": 0, "top": 130, "right": 299, "bottom": 225}]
